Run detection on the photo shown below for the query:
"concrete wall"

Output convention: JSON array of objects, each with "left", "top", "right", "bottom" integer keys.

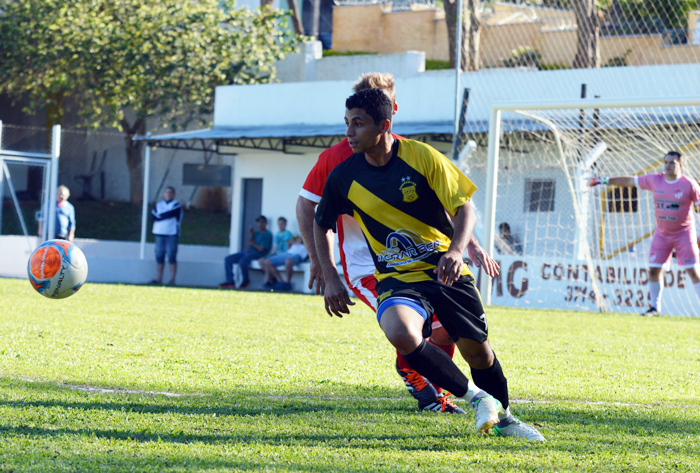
[
  {"left": 331, "top": 3, "right": 700, "bottom": 67},
  {"left": 275, "top": 42, "right": 425, "bottom": 83}
]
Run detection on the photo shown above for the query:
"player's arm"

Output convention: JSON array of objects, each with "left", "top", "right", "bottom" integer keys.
[
  {"left": 296, "top": 195, "right": 333, "bottom": 294},
  {"left": 314, "top": 220, "right": 354, "bottom": 317},
  {"left": 589, "top": 176, "right": 636, "bottom": 187},
  {"left": 436, "top": 202, "right": 476, "bottom": 286}
]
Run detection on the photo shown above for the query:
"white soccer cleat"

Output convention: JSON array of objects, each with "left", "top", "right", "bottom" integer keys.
[
  {"left": 469, "top": 394, "right": 502, "bottom": 434},
  {"left": 494, "top": 416, "right": 546, "bottom": 441}
]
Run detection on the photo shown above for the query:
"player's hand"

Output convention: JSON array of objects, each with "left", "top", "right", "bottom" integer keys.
[
  {"left": 308, "top": 258, "right": 326, "bottom": 295},
  {"left": 323, "top": 275, "right": 355, "bottom": 318},
  {"left": 589, "top": 177, "right": 609, "bottom": 187},
  {"left": 467, "top": 243, "right": 500, "bottom": 278},
  {"left": 434, "top": 250, "right": 463, "bottom": 286}
]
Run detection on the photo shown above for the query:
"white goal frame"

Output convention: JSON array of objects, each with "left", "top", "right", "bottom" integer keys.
[{"left": 481, "top": 96, "right": 700, "bottom": 308}]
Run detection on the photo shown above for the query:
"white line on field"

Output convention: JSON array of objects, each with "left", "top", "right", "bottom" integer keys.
[
  {"left": 14, "top": 377, "right": 196, "bottom": 397},
  {"left": 8, "top": 377, "right": 697, "bottom": 409}
]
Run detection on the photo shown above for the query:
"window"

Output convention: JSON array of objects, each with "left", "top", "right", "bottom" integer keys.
[
  {"left": 606, "top": 186, "right": 638, "bottom": 213},
  {"left": 524, "top": 179, "right": 555, "bottom": 212}
]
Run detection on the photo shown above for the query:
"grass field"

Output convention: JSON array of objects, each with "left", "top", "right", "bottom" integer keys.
[{"left": 1, "top": 277, "right": 699, "bottom": 472}]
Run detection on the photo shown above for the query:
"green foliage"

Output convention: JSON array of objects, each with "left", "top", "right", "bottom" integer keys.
[
  {"left": 322, "top": 49, "right": 378, "bottom": 57},
  {"left": 604, "top": 48, "right": 633, "bottom": 67},
  {"left": 425, "top": 59, "right": 451, "bottom": 70},
  {"left": 1, "top": 278, "right": 700, "bottom": 470},
  {"left": 502, "top": 46, "right": 542, "bottom": 69},
  {"left": 0, "top": 0, "right": 299, "bottom": 131}
]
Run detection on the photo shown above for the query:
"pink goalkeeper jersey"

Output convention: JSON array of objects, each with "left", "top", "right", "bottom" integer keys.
[{"left": 635, "top": 173, "right": 700, "bottom": 235}]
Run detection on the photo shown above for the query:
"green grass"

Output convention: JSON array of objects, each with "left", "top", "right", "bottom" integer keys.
[{"left": 1, "top": 278, "right": 700, "bottom": 471}]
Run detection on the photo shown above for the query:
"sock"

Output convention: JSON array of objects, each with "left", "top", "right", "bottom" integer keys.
[
  {"left": 470, "top": 353, "right": 510, "bottom": 411},
  {"left": 498, "top": 406, "right": 513, "bottom": 423},
  {"left": 429, "top": 340, "right": 455, "bottom": 359},
  {"left": 649, "top": 281, "right": 662, "bottom": 310},
  {"left": 396, "top": 349, "right": 412, "bottom": 372},
  {"left": 402, "top": 339, "right": 470, "bottom": 399},
  {"left": 426, "top": 341, "right": 455, "bottom": 393},
  {"left": 694, "top": 282, "right": 700, "bottom": 305}
]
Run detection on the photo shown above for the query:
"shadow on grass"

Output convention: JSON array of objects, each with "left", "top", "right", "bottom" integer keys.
[{"left": 1, "top": 379, "right": 698, "bottom": 449}]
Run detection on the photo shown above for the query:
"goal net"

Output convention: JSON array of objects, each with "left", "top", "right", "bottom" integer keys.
[{"left": 467, "top": 98, "right": 700, "bottom": 316}]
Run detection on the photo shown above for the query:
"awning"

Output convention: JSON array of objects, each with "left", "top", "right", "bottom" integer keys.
[{"left": 134, "top": 121, "right": 456, "bottom": 151}]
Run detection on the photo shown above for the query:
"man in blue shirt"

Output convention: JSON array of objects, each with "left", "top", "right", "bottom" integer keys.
[
  {"left": 38, "top": 185, "right": 76, "bottom": 241},
  {"left": 221, "top": 215, "right": 272, "bottom": 289}
]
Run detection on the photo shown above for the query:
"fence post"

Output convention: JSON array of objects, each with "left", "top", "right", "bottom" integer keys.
[{"left": 46, "top": 125, "right": 61, "bottom": 242}]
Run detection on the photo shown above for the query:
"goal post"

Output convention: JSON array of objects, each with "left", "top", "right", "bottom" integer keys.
[{"left": 480, "top": 96, "right": 700, "bottom": 316}]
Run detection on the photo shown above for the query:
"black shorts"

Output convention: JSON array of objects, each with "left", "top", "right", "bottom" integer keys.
[{"left": 376, "top": 275, "right": 488, "bottom": 343}]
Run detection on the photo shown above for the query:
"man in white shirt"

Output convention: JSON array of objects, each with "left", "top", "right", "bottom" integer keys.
[{"left": 150, "top": 186, "right": 183, "bottom": 285}]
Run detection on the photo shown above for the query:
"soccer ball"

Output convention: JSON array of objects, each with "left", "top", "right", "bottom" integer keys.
[{"left": 27, "top": 240, "right": 88, "bottom": 299}]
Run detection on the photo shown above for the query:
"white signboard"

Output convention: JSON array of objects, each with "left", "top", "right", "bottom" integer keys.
[{"left": 474, "top": 255, "right": 698, "bottom": 316}]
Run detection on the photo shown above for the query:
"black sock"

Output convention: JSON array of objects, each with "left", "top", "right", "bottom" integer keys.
[
  {"left": 470, "top": 353, "right": 509, "bottom": 410},
  {"left": 402, "top": 339, "right": 470, "bottom": 398}
]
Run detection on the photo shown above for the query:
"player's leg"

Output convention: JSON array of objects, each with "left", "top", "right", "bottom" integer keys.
[
  {"left": 153, "top": 235, "right": 166, "bottom": 284},
  {"left": 166, "top": 235, "right": 177, "bottom": 285},
  {"left": 428, "top": 276, "right": 545, "bottom": 440},
  {"left": 674, "top": 229, "right": 700, "bottom": 305},
  {"left": 351, "top": 276, "right": 453, "bottom": 412},
  {"left": 222, "top": 251, "right": 244, "bottom": 286},
  {"left": 646, "top": 232, "right": 673, "bottom": 315},
  {"left": 237, "top": 252, "right": 256, "bottom": 288},
  {"left": 378, "top": 299, "right": 496, "bottom": 431}
]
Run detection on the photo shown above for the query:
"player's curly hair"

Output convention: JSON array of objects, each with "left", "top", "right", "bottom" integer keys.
[
  {"left": 352, "top": 73, "right": 396, "bottom": 103},
  {"left": 346, "top": 88, "right": 393, "bottom": 125}
]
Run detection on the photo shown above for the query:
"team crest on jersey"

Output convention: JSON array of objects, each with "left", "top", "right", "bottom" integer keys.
[
  {"left": 377, "top": 229, "right": 441, "bottom": 268},
  {"left": 400, "top": 176, "right": 418, "bottom": 202},
  {"left": 675, "top": 190, "right": 684, "bottom": 199}
]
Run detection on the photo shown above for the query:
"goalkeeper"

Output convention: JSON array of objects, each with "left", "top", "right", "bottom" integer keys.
[{"left": 590, "top": 151, "right": 700, "bottom": 316}]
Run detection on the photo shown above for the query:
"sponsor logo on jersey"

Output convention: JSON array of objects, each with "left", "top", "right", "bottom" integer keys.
[
  {"left": 675, "top": 190, "right": 684, "bottom": 199},
  {"left": 377, "top": 229, "right": 441, "bottom": 268},
  {"left": 656, "top": 199, "right": 680, "bottom": 211},
  {"left": 400, "top": 176, "right": 418, "bottom": 202},
  {"left": 377, "top": 290, "right": 393, "bottom": 304}
]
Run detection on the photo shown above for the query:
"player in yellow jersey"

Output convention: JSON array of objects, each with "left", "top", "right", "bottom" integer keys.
[{"left": 313, "top": 88, "right": 544, "bottom": 440}]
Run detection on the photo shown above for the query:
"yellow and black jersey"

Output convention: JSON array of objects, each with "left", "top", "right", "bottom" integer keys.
[{"left": 315, "top": 138, "right": 477, "bottom": 284}]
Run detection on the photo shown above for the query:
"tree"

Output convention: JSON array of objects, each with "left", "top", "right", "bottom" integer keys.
[
  {"left": 0, "top": 0, "right": 298, "bottom": 204},
  {"left": 573, "top": 0, "right": 600, "bottom": 68},
  {"left": 443, "top": 0, "right": 481, "bottom": 71}
]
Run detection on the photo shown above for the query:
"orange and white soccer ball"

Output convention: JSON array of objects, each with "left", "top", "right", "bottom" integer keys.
[{"left": 27, "top": 240, "right": 88, "bottom": 299}]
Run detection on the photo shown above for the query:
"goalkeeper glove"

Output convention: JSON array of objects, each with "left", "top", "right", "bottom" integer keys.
[{"left": 589, "top": 177, "right": 609, "bottom": 187}]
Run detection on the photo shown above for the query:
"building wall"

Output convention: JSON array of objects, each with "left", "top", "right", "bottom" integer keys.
[{"left": 331, "top": 4, "right": 700, "bottom": 67}]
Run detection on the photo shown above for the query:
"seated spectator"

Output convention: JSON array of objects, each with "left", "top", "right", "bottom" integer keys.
[
  {"left": 220, "top": 215, "right": 272, "bottom": 289},
  {"left": 272, "top": 216, "right": 294, "bottom": 255},
  {"left": 495, "top": 222, "right": 523, "bottom": 256},
  {"left": 259, "top": 235, "right": 308, "bottom": 291}
]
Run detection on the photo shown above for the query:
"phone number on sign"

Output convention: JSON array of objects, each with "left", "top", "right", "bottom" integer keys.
[{"left": 564, "top": 286, "right": 649, "bottom": 307}]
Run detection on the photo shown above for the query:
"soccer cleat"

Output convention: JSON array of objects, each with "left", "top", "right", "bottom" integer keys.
[
  {"left": 261, "top": 280, "right": 276, "bottom": 290},
  {"left": 274, "top": 282, "right": 292, "bottom": 291},
  {"left": 219, "top": 282, "right": 236, "bottom": 289},
  {"left": 494, "top": 416, "right": 546, "bottom": 441},
  {"left": 420, "top": 392, "right": 466, "bottom": 414},
  {"left": 469, "top": 394, "right": 502, "bottom": 434},
  {"left": 396, "top": 362, "right": 441, "bottom": 406},
  {"left": 642, "top": 307, "right": 661, "bottom": 317}
]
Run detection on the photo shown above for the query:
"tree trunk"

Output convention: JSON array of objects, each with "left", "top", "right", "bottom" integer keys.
[
  {"left": 287, "top": 0, "right": 305, "bottom": 35},
  {"left": 444, "top": 0, "right": 479, "bottom": 71},
  {"left": 443, "top": 0, "right": 466, "bottom": 70},
  {"left": 310, "top": 0, "right": 320, "bottom": 38},
  {"left": 572, "top": 0, "right": 600, "bottom": 68},
  {"left": 466, "top": 0, "right": 481, "bottom": 71},
  {"left": 121, "top": 118, "right": 146, "bottom": 206},
  {"left": 261, "top": 0, "right": 274, "bottom": 8}
]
